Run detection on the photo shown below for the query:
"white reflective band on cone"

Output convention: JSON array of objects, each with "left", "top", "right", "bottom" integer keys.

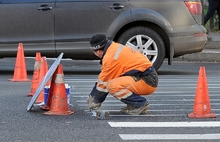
[
  {"left": 34, "top": 61, "right": 40, "bottom": 70},
  {"left": 55, "top": 74, "right": 64, "bottom": 83}
]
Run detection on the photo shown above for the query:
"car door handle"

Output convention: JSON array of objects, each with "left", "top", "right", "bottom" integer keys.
[
  {"left": 110, "top": 3, "right": 124, "bottom": 10},
  {"left": 38, "top": 5, "right": 53, "bottom": 11}
]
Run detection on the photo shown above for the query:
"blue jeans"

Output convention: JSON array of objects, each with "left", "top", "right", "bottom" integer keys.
[{"left": 121, "top": 93, "right": 147, "bottom": 108}]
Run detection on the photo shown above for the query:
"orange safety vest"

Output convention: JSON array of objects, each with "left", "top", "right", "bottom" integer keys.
[{"left": 96, "top": 41, "right": 153, "bottom": 92}]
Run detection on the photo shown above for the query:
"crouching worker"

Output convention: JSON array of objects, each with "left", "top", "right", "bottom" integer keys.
[{"left": 87, "top": 34, "right": 158, "bottom": 115}]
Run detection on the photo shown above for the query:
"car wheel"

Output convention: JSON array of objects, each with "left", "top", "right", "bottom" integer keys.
[{"left": 117, "top": 26, "right": 165, "bottom": 70}]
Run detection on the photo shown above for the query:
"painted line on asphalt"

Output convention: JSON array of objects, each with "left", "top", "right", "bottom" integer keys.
[
  {"left": 66, "top": 79, "right": 220, "bottom": 84},
  {"left": 85, "top": 111, "right": 187, "bottom": 117},
  {"left": 108, "top": 114, "right": 220, "bottom": 117},
  {"left": 85, "top": 109, "right": 186, "bottom": 113},
  {"left": 108, "top": 121, "right": 220, "bottom": 127},
  {"left": 108, "top": 114, "right": 185, "bottom": 117},
  {"left": 85, "top": 109, "right": 220, "bottom": 112},
  {"left": 71, "top": 91, "right": 220, "bottom": 95},
  {"left": 119, "top": 134, "right": 220, "bottom": 140},
  {"left": 76, "top": 99, "right": 220, "bottom": 103},
  {"left": 77, "top": 103, "right": 220, "bottom": 107}
]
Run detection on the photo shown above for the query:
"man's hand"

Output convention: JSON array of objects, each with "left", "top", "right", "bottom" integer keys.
[
  {"left": 86, "top": 95, "right": 94, "bottom": 104},
  {"left": 87, "top": 95, "right": 101, "bottom": 110},
  {"left": 89, "top": 102, "right": 101, "bottom": 110}
]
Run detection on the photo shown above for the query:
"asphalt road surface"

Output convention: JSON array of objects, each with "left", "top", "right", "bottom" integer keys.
[{"left": 0, "top": 57, "right": 220, "bottom": 142}]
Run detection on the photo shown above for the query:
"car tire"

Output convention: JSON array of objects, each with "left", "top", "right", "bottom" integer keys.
[{"left": 117, "top": 26, "right": 165, "bottom": 70}]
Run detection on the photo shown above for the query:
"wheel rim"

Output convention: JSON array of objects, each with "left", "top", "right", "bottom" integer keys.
[{"left": 125, "top": 35, "right": 158, "bottom": 63}]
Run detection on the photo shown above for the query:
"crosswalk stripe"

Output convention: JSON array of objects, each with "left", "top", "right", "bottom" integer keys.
[
  {"left": 65, "top": 75, "right": 220, "bottom": 141},
  {"left": 108, "top": 121, "right": 220, "bottom": 127},
  {"left": 77, "top": 103, "right": 220, "bottom": 106},
  {"left": 119, "top": 134, "right": 220, "bottom": 140},
  {"left": 71, "top": 92, "right": 220, "bottom": 96},
  {"left": 76, "top": 99, "right": 220, "bottom": 102}
]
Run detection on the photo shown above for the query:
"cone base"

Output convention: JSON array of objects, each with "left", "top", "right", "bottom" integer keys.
[
  {"left": 40, "top": 105, "right": 50, "bottom": 111},
  {"left": 44, "top": 109, "right": 75, "bottom": 115},
  {"left": 35, "top": 100, "right": 44, "bottom": 104},
  {"left": 188, "top": 112, "right": 217, "bottom": 118},
  {"left": 26, "top": 93, "right": 33, "bottom": 97},
  {"left": 9, "top": 78, "right": 31, "bottom": 82}
]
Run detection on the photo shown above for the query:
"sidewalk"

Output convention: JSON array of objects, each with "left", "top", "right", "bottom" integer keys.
[{"left": 177, "top": 32, "right": 220, "bottom": 62}]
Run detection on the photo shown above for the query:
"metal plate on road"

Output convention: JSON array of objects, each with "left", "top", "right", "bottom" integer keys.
[{"left": 27, "top": 53, "right": 64, "bottom": 111}]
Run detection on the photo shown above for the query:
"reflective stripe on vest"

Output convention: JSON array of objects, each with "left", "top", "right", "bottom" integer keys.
[
  {"left": 114, "top": 44, "right": 124, "bottom": 60},
  {"left": 97, "top": 86, "right": 108, "bottom": 92},
  {"left": 113, "top": 89, "right": 133, "bottom": 100},
  {"left": 96, "top": 79, "right": 108, "bottom": 92}
]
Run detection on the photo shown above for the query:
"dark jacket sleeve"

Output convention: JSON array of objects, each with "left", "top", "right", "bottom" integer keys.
[{"left": 90, "top": 82, "right": 108, "bottom": 103}]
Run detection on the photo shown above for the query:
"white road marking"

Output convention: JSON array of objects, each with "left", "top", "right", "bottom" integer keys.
[
  {"left": 71, "top": 92, "right": 198, "bottom": 95},
  {"left": 65, "top": 77, "right": 220, "bottom": 141},
  {"left": 77, "top": 103, "right": 219, "bottom": 106},
  {"left": 108, "top": 121, "right": 220, "bottom": 127},
  {"left": 119, "top": 134, "right": 220, "bottom": 140}
]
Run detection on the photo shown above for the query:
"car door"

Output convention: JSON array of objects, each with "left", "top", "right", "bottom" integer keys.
[
  {"left": 0, "top": 0, "right": 56, "bottom": 57},
  {"left": 54, "top": 0, "right": 130, "bottom": 59}
]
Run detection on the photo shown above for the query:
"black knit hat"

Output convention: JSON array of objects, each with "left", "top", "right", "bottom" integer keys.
[{"left": 90, "top": 34, "right": 108, "bottom": 51}]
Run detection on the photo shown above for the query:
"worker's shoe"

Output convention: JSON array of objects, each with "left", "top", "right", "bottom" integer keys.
[
  {"left": 126, "top": 103, "right": 150, "bottom": 115},
  {"left": 120, "top": 105, "right": 134, "bottom": 113},
  {"left": 121, "top": 103, "right": 150, "bottom": 114}
]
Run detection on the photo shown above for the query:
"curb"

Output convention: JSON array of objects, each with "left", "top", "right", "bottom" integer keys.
[
  {"left": 176, "top": 49, "right": 220, "bottom": 62},
  {"left": 175, "top": 32, "right": 220, "bottom": 62}
]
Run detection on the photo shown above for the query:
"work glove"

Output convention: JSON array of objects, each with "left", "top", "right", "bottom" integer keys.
[{"left": 87, "top": 95, "right": 101, "bottom": 110}]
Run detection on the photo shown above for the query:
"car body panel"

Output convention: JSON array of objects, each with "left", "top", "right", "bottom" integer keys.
[
  {"left": 0, "top": 0, "right": 207, "bottom": 70},
  {"left": 129, "top": 0, "right": 207, "bottom": 60},
  {"left": 55, "top": 0, "right": 130, "bottom": 59},
  {"left": 0, "top": 0, "right": 56, "bottom": 56}
]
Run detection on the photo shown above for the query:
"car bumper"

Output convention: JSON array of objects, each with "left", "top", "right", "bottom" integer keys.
[{"left": 170, "top": 26, "right": 207, "bottom": 57}]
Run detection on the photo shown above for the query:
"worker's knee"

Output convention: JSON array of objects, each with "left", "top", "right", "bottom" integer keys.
[
  {"left": 106, "top": 80, "right": 116, "bottom": 95},
  {"left": 106, "top": 76, "right": 131, "bottom": 95}
]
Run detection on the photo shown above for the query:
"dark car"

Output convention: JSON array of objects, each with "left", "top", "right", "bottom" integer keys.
[{"left": 0, "top": 0, "right": 207, "bottom": 70}]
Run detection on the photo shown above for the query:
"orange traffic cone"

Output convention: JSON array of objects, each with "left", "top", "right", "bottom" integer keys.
[
  {"left": 44, "top": 64, "right": 74, "bottom": 115},
  {"left": 188, "top": 66, "right": 217, "bottom": 118},
  {"left": 35, "top": 57, "right": 50, "bottom": 103},
  {"left": 27, "top": 52, "right": 41, "bottom": 97},
  {"left": 9, "top": 43, "right": 31, "bottom": 82}
]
